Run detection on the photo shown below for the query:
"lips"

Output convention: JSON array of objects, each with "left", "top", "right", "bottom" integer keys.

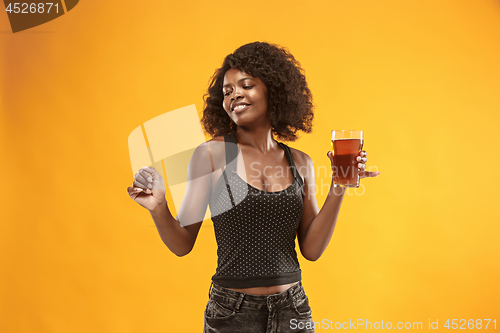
[
  {"left": 231, "top": 101, "right": 250, "bottom": 113},
  {"left": 232, "top": 104, "right": 250, "bottom": 113}
]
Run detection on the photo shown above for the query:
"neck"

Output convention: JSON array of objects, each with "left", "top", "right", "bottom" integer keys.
[{"left": 235, "top": 124, "right": 277, "bottom": 153}]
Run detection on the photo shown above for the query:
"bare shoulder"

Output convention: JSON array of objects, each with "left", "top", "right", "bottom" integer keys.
[
  {"left": 194, "top": 136, "right": 224, "bottom": 155},
  {"left": 205, "top": 136, "right": 226, "bottom": 170},
  {"left": 186, "top": 137, "right": 226, "bottom": 176},
  {"left": 288, "top": 147, "right": 313, "bottom": 180},
  {"left": 187, "top": 141, "right": 212, "bottom": 176},
  {"left": 289, "top": 147, "right": 312, "bottom": 167}
]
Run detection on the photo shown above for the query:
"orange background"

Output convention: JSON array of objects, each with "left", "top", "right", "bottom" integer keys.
[{"left": 1, "top": 1, "right": 499, "bottom": 332}]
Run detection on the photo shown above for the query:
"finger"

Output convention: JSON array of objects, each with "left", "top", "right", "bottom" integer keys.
[
  {"left": 360, "top": 171, "right": 380, "bottom": 178},
  {"left": 127, "top": 186, "right": 141, "bottom": 193},
  {"left": 356, "top": 156, "right": 367, "bottom": 163},
  {"left": 133, "top": 186, "right": 152, "bottom": 194},
  {"left": 127, "top": 187, "right": 144, "bottom": 198},
  {"left": 327, "top": 151, "right": 333, "bottom": 159},
  {"left": 135, "top": 171, "right": 148, "bottom": 184},
  {"left": 142, "top": 166, "right": 162, "bottom": 180},
  {"left": 133, "top": 180, "right": 149, "bottom": 190},
  {"left": 138, "top": 169, "right": 153, "bottom": 183},
  {"left": 359, "top": 151, "right": 367, "bottom": 158},
  {"left": 358, "top": 163, "right": 366, "bottom": 170}
]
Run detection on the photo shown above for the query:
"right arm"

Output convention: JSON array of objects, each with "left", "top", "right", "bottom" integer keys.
[
  {"left": 148, "top": 198, "right": 203, "bottom": 257},
  {"left": 127, "top": 142, "right": 214, "bottom": 256}
]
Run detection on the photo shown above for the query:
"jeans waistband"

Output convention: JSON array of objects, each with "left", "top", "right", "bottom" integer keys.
[{"left": 209, "top": 281, "right": 304, "bottom": 304}]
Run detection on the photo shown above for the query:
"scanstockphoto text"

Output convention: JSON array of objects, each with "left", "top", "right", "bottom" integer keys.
[{"left": 290, "top": 318, "right": 497, "bottom": 330}]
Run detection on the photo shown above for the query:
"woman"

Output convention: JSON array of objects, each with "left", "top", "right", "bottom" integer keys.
[{"left": 127, "top": 42, "right": 379, "bottom": 332}]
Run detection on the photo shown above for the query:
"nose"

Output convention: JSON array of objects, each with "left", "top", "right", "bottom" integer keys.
[{"left": 230, "top": 88, "right": 244, "bottom": 100}]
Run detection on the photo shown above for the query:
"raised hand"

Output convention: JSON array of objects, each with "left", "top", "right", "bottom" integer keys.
[{"left": 126, "top": 166, "right": 166, "bottom": 211}]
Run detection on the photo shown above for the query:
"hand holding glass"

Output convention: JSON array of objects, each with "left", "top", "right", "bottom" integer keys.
[{"left": 331, "top": 130, "right": 364, "bottom": 188}]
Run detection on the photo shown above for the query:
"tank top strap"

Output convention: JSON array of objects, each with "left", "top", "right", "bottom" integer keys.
[
  {"left": 224, "top": 131, "right": 239, "bottom": 174},
  {"left": 278, "top": 142, "right": 304, "bottom": 188},
  {"left": 209, "top": 132, "right": 239, "bottom": 209},
  {"left": 222, "top": 132, "right": 239, "bottom": 207}
]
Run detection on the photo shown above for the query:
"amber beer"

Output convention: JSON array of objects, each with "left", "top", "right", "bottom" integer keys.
[{"left": 331, "top": 130, "right": 363, "bottom": 187}]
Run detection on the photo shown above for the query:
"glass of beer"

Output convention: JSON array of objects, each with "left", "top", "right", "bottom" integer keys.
[{"left": 331, "top": 130, "right": 364, "bottom": 187}]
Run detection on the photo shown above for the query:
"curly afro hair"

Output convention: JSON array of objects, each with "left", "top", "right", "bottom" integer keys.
[{"left": 201, "top": 42, "right": 314, "bottom": 142}]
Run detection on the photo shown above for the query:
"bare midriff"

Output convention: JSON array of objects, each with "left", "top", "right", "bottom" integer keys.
[{"left": 227, "top": 281, "right": 299, "bottom": 296}]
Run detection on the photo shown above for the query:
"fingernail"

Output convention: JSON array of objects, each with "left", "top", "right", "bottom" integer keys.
[
  {"left": 356, "top": 156, "right": 361, "bottom": 161},
  {"left": 148, "top": 177, "right": 153, "bottom": 182}
]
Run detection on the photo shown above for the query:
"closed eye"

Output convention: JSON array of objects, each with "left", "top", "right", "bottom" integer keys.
[{"left": 223, "top": 85, "right": 253, "bottom": 98}]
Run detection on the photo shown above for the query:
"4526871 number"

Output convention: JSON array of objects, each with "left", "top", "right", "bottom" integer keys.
[
  {"left": 5, "top": 3, "right": 59, "bottom": 14},
  {"left": 444, "top": 319, "right": 496, "bottom": 330}
]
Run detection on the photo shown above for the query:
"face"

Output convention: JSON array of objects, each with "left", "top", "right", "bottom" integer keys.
[{"left": 222, "top": 68, "right": 269, "bottom": 126}]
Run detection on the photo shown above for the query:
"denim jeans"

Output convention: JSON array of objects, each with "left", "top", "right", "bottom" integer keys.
[{"left": 203, "top": 281, "right": 315, "bottom": 333}]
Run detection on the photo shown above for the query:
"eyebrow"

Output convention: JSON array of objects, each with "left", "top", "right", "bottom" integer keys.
[{"left": 223, "top": 77, "right": 253, "bottom": 89}]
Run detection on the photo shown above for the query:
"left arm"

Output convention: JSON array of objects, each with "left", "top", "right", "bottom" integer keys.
[{"left": 294, "top": 150, "right": 379, "bottom": 261}]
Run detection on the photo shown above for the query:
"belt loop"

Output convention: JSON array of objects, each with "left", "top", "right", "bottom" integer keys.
[
  {"left": 234, "top": 293, "right": 245, "bottom": 312},
  {"left": 288, "top": 288, "right": 294, "bottom": 301},
  {"left": 208, "top": 281, "right": 213, "bottom": 298}
]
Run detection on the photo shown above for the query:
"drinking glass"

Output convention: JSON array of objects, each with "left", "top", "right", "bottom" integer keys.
[{"left": 331, "top": 130, "right": 364, "bottom": 187}]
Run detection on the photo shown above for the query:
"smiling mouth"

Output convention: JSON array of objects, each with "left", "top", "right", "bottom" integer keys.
[{"left": 232, "top": 104, "right": 250, "bottom": 113}]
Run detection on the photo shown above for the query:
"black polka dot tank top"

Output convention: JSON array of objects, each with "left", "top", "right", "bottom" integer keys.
[{"left": 209, "top": 132, "right": 304, "bottom": 288}]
